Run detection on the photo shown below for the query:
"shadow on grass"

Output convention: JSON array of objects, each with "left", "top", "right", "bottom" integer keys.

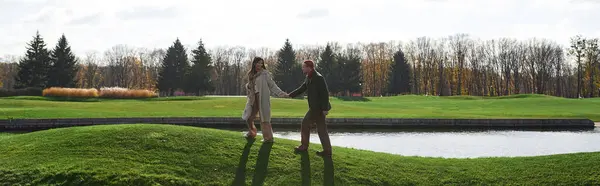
[
  {"left": 232, "top": 140, "right": 274, "bottom": 186},
  {"left": 232, "top": 138, "right": 255, "bottom": 186},
  {"left": 323, "top": 156, "right": 334, "bottom": 186},
  {"left": 334, "top": 96, "right": 371, "bottom": 102},
  {"left": 251, "top": 142, "right": 274, "bottom": 186},
  {"left": 300, "top": 151, "right": 311, "bottom": 186},
  {"left": 297, "top": 151, "right": 334, "bottom": 186}
]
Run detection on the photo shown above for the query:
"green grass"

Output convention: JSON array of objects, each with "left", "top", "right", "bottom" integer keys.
[
  {"left": 2, "top": 94, "right": 600, "bottom": 121},
  {"left": 0, "top": 133, "right": 13, "bottom": 140},
  {"left": 0, "top": 124, "right": 598, "bottom": 185}
]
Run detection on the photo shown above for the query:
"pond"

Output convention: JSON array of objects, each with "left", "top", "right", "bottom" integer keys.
[{"left": 264, "top": 128, "right": 600, "bottom": 158}]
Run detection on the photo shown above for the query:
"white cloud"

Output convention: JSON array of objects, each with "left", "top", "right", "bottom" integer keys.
[{"left": 0, "top": 0, "right": 599, "bottom": 57}]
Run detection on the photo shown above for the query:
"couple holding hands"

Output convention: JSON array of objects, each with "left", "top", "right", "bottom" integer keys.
[{"left": 242, "top": 57, "right": 332, "bottom": 157}]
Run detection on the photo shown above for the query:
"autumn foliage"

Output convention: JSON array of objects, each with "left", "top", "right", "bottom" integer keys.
[
  {"left": 42, "top": 87, "right": 157, "bottom": 99},
  {"left": 43, "top": 87, "right": 99, "bottom": 98}
]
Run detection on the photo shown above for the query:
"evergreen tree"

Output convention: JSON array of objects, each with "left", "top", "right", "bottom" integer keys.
[
  {"left": 338, "top": 47, "right": 362, "bottom": 95},
  {"left": 318, "top": 43, "right": 338, "bottom": 94},
  {"left": 14, "top": 31, "right": 52, "bottom": 89},
  {"left": 186, "top": 39, "right": 214, "bottom": 95},
  {"left": 388, "top": 49, "right": 411, "bottom": 95},
  {"left": 274, "top": 39, "right": 298, "bottom": 92},
  {"left": 158, "top": 38, "right": 189, "bottom": 96},
  {"left": 47, "top": 34, "right": 78, "bottom": 88}
]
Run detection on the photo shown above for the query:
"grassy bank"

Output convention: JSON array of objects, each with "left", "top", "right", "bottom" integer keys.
[
  {"left": 0, "top": 124, "right": 598, "bottom": 185},
  {"left": 1, "top": 94, "right": 600, "bottom": 121}
]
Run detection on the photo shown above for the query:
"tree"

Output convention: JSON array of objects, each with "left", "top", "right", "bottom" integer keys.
[
  {"left": 47, "top": 34, "right": 78, "bottom": 88},
  {"left": 338, "top": 45, "right": 362, "bottom": 95},
  {"left": 388, "top": 49, "right": 411, "bottom": 95},
  {"left": 569, "top": 35, "right": 586, "bottom": 98},
  {"left": 274, "top": 39, "right": 299, "bottom": 92},
  {"left": 157, "top": 38, "right": 189, "bottom": 96},
  {"left": 318, "top": 43, "right": 338, "bottom": 94},
  {"left": 104, "top": 45, "right": 136, "bottom": 88},
  {"left": 186, "top": 39, "right": 214, "bottom": 95},
  {"left": 584, "top": 38, "right": 599, "bottom": 97},
  {"left": 449, "top": 34, "right": 470, "bottom": 95},
  {"left": 80, "top": 52, "right": 101, "bottom": 89},
  {"left": 14, "top": 31, "right": 52, "bottom": 89},
  {"left": 0, "top": 65, "right": 3, "bottom": 88},
  {"left": 230, "top": 47, "right": 247, "bottom": 95},
  {"left": 211, "top": 47, "right": 230, "bottom": 95}
]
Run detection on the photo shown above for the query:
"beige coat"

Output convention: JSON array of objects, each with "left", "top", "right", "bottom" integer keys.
[{"left": 242, "top": 70, "right": 286, "bottom": 123}]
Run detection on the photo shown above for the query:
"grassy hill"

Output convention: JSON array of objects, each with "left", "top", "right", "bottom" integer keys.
[
  {"left": 0, "top": 124, "right": 598, "bottom": 185},
  {"left": 1, "top": 94, "right": 600, "bottom": 121}
]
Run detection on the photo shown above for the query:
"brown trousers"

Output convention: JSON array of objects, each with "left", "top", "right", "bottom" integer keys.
[
  {"left": 299, "top": 109, "right": 332, "bottom": 152},
  {"left": 246, "top": 92, "right": 273, "bottom": 140}
]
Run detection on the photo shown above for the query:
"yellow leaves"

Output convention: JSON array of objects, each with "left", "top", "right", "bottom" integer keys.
[{"left": 134, "top": 58, "right": 142, "bottom": 66}]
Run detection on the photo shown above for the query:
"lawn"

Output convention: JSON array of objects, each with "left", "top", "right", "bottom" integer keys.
[
  {"left": 0, "top": 124, "right": 598, "bottom": 185},
  {"left": 1, "top": 94, "right": 600, "bottom": 121}
]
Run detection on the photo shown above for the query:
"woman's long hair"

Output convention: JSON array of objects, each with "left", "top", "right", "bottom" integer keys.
[{"left": 247, "top": 57, "right": 266, "bottom": 82}]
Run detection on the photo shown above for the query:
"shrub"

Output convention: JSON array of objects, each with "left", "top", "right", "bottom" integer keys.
[
  {"left": 0, "top": 87, "right": 43, "bottom": 97},
  {"left": 99, "top": 87, "right": 158, "bottom": 99},
  {"left": 42, "top": 87, "right": 99, "bottom": 98}
]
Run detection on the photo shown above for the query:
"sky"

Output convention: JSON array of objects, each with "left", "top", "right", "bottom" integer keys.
[{"left": 1, "top": 0, "right": 599, "bottom": 59}]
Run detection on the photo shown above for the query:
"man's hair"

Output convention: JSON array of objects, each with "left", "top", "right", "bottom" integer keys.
[{"left": 303, "top": 60, "right": 315, "bottom": 69}]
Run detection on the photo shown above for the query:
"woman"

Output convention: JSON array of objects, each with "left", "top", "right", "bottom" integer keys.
[{"left": 242, "top": 57, "right": 288, "bottom": 142}]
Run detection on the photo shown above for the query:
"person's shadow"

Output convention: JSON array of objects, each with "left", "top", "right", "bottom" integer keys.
[
  {"left": 298, "top": 152, "right": 335, "bottom": 186},
  {"left": 232, "top": 138, "right": 255, "bottom": 186},
  {"left": 251, "top": 142, "right": 274, "bottom": 186},
  {"left": 300, "top": 152, "right": 311, "bottom": 186},
  {"left": 323, "top": 156, "right": 334, "bottom": 186}
]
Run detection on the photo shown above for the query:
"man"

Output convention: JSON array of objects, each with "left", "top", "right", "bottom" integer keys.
[{"left": 289, "top": 60, "right": 332, "bottom": 157}]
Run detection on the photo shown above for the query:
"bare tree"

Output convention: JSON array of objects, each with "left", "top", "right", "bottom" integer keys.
[
  {"left": 569, "top": 35, "right": 586, "bottom": 98},
  {"left": 231, "top": 46, "right": 247, "bottom": 95},
  {"left": 210, "top": 47, "right": 230, "bottom": 95},
  {"left": 449, "top": 34, "right": 470, "bottom": 95},
  {"left": 103, "top": 45, "right": 136, "bottom": 88},
  {"left": 79, "top": 52, "right": 102, "bottom": 89},
  {"left": 403, "top": 41, "right": 419, "bottom": 94},
  {"left": 585, "top": 38, "right": 599, "bottom": 97},
  {"left": 511, "top": 41, "right": 527, "bottom": 94},
  {"left": 414, "top": 37, "right": 435, "bottom": 95},
  {"left": 551, "top": 45, "right": 566, "bottom": 97},
  {"left": 0, "top": 55, "right": 20, "bottom": 89},
  {"left": 435, "top": 39, "right": 449, "bottom": 96},
  {"left": 297, "top": 44, "right": 323, "bottom": 62}
]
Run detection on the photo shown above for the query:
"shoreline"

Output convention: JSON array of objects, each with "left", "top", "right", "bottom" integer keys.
[{"left": 0, "top": 117, "right": 594, "bottom": 131}]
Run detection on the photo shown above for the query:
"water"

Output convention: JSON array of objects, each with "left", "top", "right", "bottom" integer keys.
[
  {"left": 264, "top": 128, "right": 600, "bottom": 158},
  {"left": 4, "top": 126, "right": 600, "bottom": 159}
]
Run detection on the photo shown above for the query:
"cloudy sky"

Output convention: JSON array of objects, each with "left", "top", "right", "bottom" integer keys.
[{"left": 1, "top": 0, "right": 599, "bottom": 58}]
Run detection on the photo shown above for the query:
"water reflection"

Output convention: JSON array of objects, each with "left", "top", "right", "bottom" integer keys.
[{"left": 267, "top": 128, "right": 600, "bottom": 158}]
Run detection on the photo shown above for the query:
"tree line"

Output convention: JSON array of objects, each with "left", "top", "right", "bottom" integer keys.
[{"left": 1, "top": 32, "right": 599, "bottom": 98}]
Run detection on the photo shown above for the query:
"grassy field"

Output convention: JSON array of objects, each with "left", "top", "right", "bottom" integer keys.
[
  {"left": 1, "top": 94, "right": 600, "bottom": 121},
  {"left": 0, "top": 124, "right": 598, "bottom": 185}
]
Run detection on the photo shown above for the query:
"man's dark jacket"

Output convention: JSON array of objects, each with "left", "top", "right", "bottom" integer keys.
[{"left": 289, "top": 70, "right": 331, "bottom": 111}]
